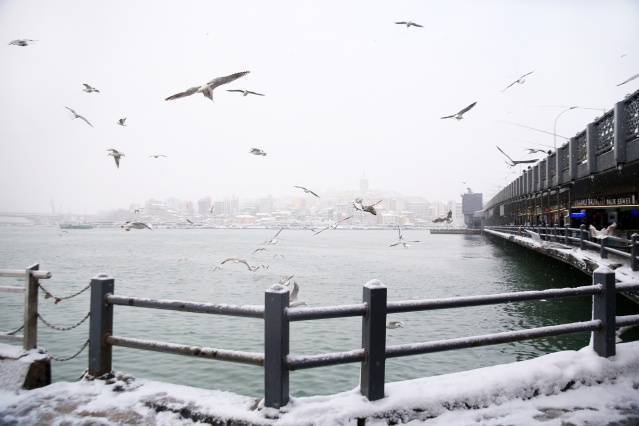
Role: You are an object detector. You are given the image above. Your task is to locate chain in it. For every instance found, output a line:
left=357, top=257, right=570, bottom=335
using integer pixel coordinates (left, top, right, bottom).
left=38, top=312, right=90, bottom=331
left=1, top=324, right=24, bottom=335
left=38, top=282, right=91, bottom=304
left=48, top=339, right=90, bottom=362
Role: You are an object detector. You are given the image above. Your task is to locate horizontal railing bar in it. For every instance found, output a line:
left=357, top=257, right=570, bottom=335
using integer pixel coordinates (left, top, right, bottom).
left=566, top=236, right=580, bottom=242
left=386, top=285, right=601, bottom=313
left=0, top=334, right=23, bottom=342
left=616, top=282, right=639, bottom=292
left=616, top=314, right=639, bottom=327
left=385, top=320, right=601, bottom=358
left=604, top=247, right=631, bottom=258
left=0, top=285, right=25, bottom=294
left=583, top=240, right=600, bottom=248
left=0, top=270, right=51, bottom=279
left=107, top=295, right=264, bottom=318
left=286, top=304, right=367, bottom=321
left=107, top=335, right=264, bottom=366
left=287, top=348, right=365, bottom=370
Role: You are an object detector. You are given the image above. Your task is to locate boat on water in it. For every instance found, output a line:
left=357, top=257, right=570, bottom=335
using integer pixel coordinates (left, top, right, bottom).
left=59, top=223, right=94, bottom=230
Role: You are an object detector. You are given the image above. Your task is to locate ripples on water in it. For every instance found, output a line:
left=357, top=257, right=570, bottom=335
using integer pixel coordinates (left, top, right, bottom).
left=1, top=226, right=632, bottom=397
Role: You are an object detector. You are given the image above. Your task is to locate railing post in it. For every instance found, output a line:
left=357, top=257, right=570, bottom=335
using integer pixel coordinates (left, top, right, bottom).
left=592, top=268, right=616, bottom=357
left=564, top=224, right=569, bottom=244
left=264, top=284, right=290, bottom=408
left=360, top=279, right=387, bottom=401
left=600, top=237, right=608, bottom=259
left=553, top=224, right=558, bottom=242
left=632, top=234, right=639, bottom=272
left=579, top=224, right=586, bottom=250
left=89, top=274, right=114, bottom=377
left=23, top=263, right=39, bottom=350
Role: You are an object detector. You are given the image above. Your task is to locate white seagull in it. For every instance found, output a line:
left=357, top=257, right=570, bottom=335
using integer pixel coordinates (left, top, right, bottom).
left=313, top=215, right=353, bottom=235
left=390, top=225, right=420, bottom=248
left=165, top=71, right=250, bottom=102
left=9, top=39, right=37, bottom=46
left=280, top=278, right=306, bottom=307
left=220, top=257, right=260, bottom=272
left=263, top=228, right=283, bottom=245
left=65, top=106, right=93, bottom=127
left=149, top=154, right=167, bottom=159
left=294, top=186, right=320, bottom=198
left=121, top=221, right=152, bottom=231
left=353, top=199, right=382, bottom=215
left=107, top=148, right=125, bottom=168
left=502, top=71, right=534, bottom=92
left=395, top=21, right=422, bottom=28
left=249, top=148, right=267, bottom=156
left=117, top=117, right=127, bottom=126
left=441, top=102, right=477, bottom=120
left=617, top=73, right=639, bottom=87
left=227, top=89, right=265, bottom=97
left=386, top=320, right=404, bottom=329
left=497, top=146, right=539, bottom=166
left=589, top=223, right=617, bottom=240
left=83, top=83, right=100, bottom=93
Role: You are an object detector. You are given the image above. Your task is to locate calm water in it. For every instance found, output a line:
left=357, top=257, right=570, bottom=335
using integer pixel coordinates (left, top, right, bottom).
left=1, top=226, right=631, bottom=397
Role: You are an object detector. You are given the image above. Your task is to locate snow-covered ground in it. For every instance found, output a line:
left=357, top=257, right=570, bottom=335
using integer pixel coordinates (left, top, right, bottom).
left=1, top=342, right=639, bottom=425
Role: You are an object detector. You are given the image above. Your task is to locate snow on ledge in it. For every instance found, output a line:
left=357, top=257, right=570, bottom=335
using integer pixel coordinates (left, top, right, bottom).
left=2, top=342, right=639, bottom=425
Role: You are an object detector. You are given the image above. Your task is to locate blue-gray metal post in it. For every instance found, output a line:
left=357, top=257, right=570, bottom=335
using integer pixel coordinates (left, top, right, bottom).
left=360, top=280, right=387, bottom=401
left=564, top=224, right=568, bottom=244
left=264, top=284, right=290, bottom=408
left=23, top=264, right=39, bottom=350
left=579, top=224, right=586, bottom=250
left=631, top=234, right=638, bottom=272
left=553, top=224, right=558, bottom=242
left=89, top=274, right=114, bottom=376
left=592, top=268, right=616, bottom=357
left=600, top=237, right=608, bottom=259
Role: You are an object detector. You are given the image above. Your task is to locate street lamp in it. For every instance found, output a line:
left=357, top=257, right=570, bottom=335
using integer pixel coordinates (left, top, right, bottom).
left=553, top=106, right=608, bottom=150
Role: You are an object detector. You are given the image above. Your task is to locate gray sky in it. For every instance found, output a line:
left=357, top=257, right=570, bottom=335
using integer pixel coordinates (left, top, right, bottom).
left=1, top=0, right=638, bottom=213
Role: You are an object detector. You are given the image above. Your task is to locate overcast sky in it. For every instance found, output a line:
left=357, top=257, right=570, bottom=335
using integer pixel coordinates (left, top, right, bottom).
left=1, top=0, right=638, bottom=213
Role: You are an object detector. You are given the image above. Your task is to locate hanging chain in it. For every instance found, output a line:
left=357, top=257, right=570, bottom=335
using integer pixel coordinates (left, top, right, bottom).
left=37, top=312, right=90, bottom=331
left=38, top=282, right=91, bottom=304
left=48, top=339, right=90, bottom=362
left=1, top=324, right=24, bottom=335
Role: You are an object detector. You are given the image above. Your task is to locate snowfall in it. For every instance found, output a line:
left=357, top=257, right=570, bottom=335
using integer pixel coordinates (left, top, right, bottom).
left=1, top=341, right=639, bottom=425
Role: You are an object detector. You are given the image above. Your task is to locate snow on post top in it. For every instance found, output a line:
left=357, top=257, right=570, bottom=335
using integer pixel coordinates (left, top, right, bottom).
left=593, top=265, right=614, bottom=274
left=268, top=283, right=288, bottom=293
left=365, top=279, right=386, bottom=289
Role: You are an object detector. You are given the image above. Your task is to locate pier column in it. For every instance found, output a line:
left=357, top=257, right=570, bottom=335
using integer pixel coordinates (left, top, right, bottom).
left=600, top=237, right=608, bottom=259
left=89, top=274, right=114, bottom=376
left=568, top=136, right=577, bottom=181
left=360, top=280, right=387, bottom=401
left=586, top=123, right=598, bottom=175
left=614, top=101, right=627, bottom=165
left=264, top=284, right=290, bottom=408
left=23, top=264, right=39, bottom=350
left=592, top=268, right=616, bottom=357
left=631, top=234, right=638, bottom=272
left=579, top=224, right=586, bottom=250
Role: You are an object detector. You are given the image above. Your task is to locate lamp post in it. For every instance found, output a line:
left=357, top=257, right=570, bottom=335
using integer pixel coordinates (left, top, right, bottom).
left=553, top=106, right=608, bottom=151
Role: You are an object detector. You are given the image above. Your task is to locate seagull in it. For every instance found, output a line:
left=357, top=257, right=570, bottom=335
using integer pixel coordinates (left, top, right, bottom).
left=589, top=223, right=617, bottom=240
left=226, top=89, right=265, bottom=97
left=432, top=210, right=452, bottom=223
left=209, top=205, right=215, bottom=214
left=117, top=117, right=127, bottom=126
left=107, top=148, right=124, bottom=168
left=165, top=71, right=250, bottom=101
left=441, top=102, right=477, bottom=120
left=278, top=275, right=295, bottom=286
left=263, top=228, right=283, bottom=245
left=294, top=186, right=320, bottom=198
left=395, top=21, right=422, bottom=28
left=525, top=230, right=572, bottom=249
left=121, top=221, right=152, bottom=231
left=353, top=199, right=383, bottom=215
left=390, top=225, right=420, bottom=248
left=496, top=146, right=538, bottom=166
left=253, top=247, right=268, bottom=255
left=386, top=320, right=404, bottom=329
left=9, top=39, right=37, bottom=46
left=82, top=83, right=100, bottom=93
left=313, top=215, right=353, bottom=235
left=134, top=208, right=142, bottom=214
left=186, top=219, right=194, bottom=225
left=502, top=71, right=534, bottom=92
left=281, top=279, right=306, bottom=307
left=65, top=106, right=93, bottom=127
left=149, top=154, right=167, bottom=159
left=525, top=148, right=548, bottom=155
left=249, top=148, right=267, bottom=156
left=220, top=257, right=260, bottom=272
left=617, top=73, right=639, bottom=87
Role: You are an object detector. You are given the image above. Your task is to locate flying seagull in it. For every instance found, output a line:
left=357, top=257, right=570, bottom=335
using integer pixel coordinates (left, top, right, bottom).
left=186, top=219, right=194, bottom=225
left=390, top=225, right=420, bottom=248
left=525, top=230, right=571, bottom=249
left=395, top=21, right=422, bottom=28
left=525, top=148, right=548, bottom=155
left=165, top=71, right=250, bottom=101
left=294, top=186, right=319, bottom=198
left=209, top=205, right=215, bottom=214
left=249, top=148, right=267, bottom=156
left=353, top=198, right=382, bottom=215
left=432, top=210, right=452, bottom=224
left=386, top=320, right=404, bottom=329
left=9, top=39, right=36, bottom=46
left=149, top=154, right=167, bottom=159
left=589, top=223, right=617, bottom=240
left=617, top=73, right=639, bottom=87
left=441, top=102, right=477, bottom=120
left=502, top=71, right=534, bottom=92
left=220, top=257, right=260, bottom=272
left=121, top=221, right=152, bottom=231
left=496, top=146, right=538, bottom=166
left=252, top=247, right=268, bottom=255
left=117, top=117, right=127, bottom=126
left=83, top=83, right=100, bottom=93
left=313, top=215, right=353, bottom=235
left=107, top=148, right=124, bottom=168
left=65, top=106, right=93, bottom=127
left=263, top=228, right=283, bottom=245
left=227, top=89, right=265, bottom=97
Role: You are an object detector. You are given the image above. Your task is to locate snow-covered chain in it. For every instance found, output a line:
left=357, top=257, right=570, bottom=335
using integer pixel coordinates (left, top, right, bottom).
left=48, top=338, right=90, bottom=362
left=38, top=281, right=91, bottom=304
left=37, top=312, right=90, bottom=332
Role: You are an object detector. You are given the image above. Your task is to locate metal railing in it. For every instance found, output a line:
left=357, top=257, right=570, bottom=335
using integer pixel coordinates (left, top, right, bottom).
left=87, top=270, right=639, bottom=409
left=484, top=225, right=639, bottom=271
left=0, top=264, right=52, bottom=350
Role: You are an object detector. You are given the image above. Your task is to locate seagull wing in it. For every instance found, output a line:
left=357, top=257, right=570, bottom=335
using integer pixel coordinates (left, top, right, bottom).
left=293, top=185, right=306, bottom=192
left=410, top=22, right=423, bottom=27
left=226, top=89, right=244, bottom=93
left=165, top=86, right=201, bottom=101
left=113, top=155, right=120, bottom=168
left=221, top=257, right=242, bottom=265
left=272, top=228, right=283, bottom=239
left=395, top=21, right=407, bottom=25
left=606, top=222, right=617, bottom=235
left=512, top=159, right=538, bottom=165
left=289, top=281, right=299, bottom=301
left=457, top=101, right=477, bottom=116
left=337, top=215, right=353, bottom=224
left=616, top=73, right=639, bottom=86
left=520, top=70, right=534, bottom=79
left=496, top=146, right=514, bottom=163
left=502, top=80, right=518, bottom=92
left=313, top=226, right=329, bottom=235
left=390, top=242, right=402, bottom=247
left=207, top=71, right=250, bottom=89
left=397, top=225, right=402, bottom=239
left=247, top=91, right=265, bottom=96
left=78, top=115, right=93, bottom=127
left=308, top=190, right=320, bottom=198
left=82, top=83, right=93, bottom=90
left=65, top=106, right=77, bottom=116
left=440, top=114, right=456, bottom=119
left=370, top=200, right=383, bottom=207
